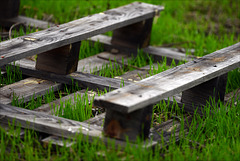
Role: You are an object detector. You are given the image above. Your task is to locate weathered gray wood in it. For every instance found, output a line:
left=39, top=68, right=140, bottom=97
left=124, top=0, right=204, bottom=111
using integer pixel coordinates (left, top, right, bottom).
left=5, top=63, right=132, bottom=91
left=78, top=52, right=130, bottom=73
left=36, top=42, right=81, bottom=74
left=111, top=18, right=153, bottom=49
left=0, top=103, right=161, bottom=149
left=94, top=42, right=240, bottom=113
left=0, top=103, right=101, bottom=140
left=0, top=77, right=62, bottom=105
left=0, top=0, right=20, bottom=19
left=42, top=135, right=76, bottom=148
left=89, top=34, right=193, bottom=64
left=0, top=15, right=55, bottom=29
left=181, top=73, right=228, bottom=109
left=84, top=113, right=106, bottom=127
left=143, top=46, right=194, bottom=64
left=0, top=2, right=163, bottom=66
left=116, top=63, right=159, bottom=82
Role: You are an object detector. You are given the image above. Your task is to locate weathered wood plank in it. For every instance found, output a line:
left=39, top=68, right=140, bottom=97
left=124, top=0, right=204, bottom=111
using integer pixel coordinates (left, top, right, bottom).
left=0, top=2, right=163, bottom=66
left=0, top=77, right=62, bottom=105
left=0, top=15, right=55, bottom=29
left=94, top=42, right=240, bottom=113
left=0, top=103, right=162, bottom=149
left=89, top=34, right=193, bottom=64
left=77, top=52, right=130, bottom=73
left=5, top=63, right=131, bottom=91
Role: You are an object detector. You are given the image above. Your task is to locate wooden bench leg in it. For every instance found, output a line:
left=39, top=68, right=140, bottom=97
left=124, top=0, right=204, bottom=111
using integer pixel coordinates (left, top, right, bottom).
left=36, top=42, right=81, bottom=75
left=103, top=105, right=153, bottom=141
left=111, top=18, right=153, bottom=50
left=181, top=73, right=228, bottom=113
left=0, top=0, right=20, bottom=19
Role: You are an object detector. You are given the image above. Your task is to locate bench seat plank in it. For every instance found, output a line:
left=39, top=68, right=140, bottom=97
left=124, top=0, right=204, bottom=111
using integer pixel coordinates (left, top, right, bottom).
left=0, top=2, right=163, bottom=66
left=94, top=42, right=240, bottom=113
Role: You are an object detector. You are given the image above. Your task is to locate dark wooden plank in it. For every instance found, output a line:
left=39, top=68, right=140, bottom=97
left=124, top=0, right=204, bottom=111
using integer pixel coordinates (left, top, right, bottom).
left=103, top=105, right=153, bottom=141
left=94, top=42, right=240, bottom=113
left=89, top=34, right=193, bottom=64
left=181, top=73, right=228, bottom=109
left=0, top=2, right=163, bottom=66
left=0, top=0, right=20, bottom=19
left=111, top=18, right=153, bottom=49
left=36, top=42, right=81, bottom=74
left=5, top=63, right=132, bottom=91
left=0, top=15, right=55, bottom=29
left=0, top=77, right=62, bottom=105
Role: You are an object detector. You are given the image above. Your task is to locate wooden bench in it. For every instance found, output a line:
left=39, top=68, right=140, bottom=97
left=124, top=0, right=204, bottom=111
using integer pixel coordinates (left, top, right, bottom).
left=0, top=2, right=166, bottom=148
left=0, top=2, right=164, bottom=74
left=94, top=42, right=240, bottom=141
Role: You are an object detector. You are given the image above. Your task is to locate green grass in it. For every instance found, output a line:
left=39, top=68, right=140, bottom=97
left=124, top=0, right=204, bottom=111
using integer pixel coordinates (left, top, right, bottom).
left=0, top=0, right=240, bottom=160
left=0, top=64, right=22, bottom=88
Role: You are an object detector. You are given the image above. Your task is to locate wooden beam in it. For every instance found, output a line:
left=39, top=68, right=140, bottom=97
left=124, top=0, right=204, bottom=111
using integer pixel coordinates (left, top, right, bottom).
left=0, top=103, right=171, bottom=149
left=36, top=42, right=81, bottom=74
left=0, top=0, right=20, bottom=19
left=0, top=2, right=163, bottom=66
left=111, top=18, right=153, bottom=49
left=94, top=42, right=240, bottom=113
left=0, top=77, right=62, bottom=105
left=103, top=105, right=153, bottom=141
left=4, top=62, right=132, bottom=91
left=181, top=73, right=228, bottom=110
left=89, top=34, right=193, bottom=64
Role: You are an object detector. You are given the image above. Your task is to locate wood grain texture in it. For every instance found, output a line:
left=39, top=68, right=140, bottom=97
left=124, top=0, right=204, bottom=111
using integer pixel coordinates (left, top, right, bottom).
left=13, top=65, right=131, bottom=91
left=0, top=103, right=102, bottom=139
left=0, top=103, right=160, bottom=149
left=0, top=2, right=164, bottom=66
left=94, top=42, right=240, bottom=113
left=0, top=77, right=62, bottom=105
left=36, top=42, right=81, bottom=74
left=89, top=34, right=193, bottom=64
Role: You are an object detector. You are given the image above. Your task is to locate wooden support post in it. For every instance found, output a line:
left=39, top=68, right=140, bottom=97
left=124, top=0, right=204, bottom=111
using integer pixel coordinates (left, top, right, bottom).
left=181, top=73, right=228, bottom=112
left=103, top=105, right=153, bottom=141
left=0, top=0, right=20, bottom=19
left=36, top=42, right=81, bottom=75
left=111, top=18, right=153, bottom=50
